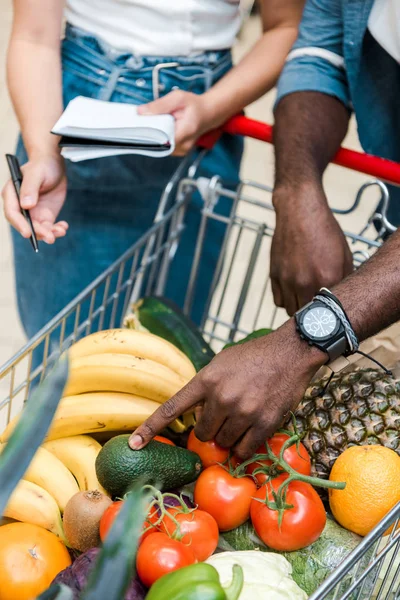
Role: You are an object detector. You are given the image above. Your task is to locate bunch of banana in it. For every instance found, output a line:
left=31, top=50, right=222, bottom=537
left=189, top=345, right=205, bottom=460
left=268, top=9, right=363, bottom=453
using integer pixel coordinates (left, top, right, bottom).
left=1, top=434, right=109, bottom=540
left=3, top=479, right=67, bottom=543
left=1, top=328, right=196, bottom=443
left=42, top=435, right=108, bottom=495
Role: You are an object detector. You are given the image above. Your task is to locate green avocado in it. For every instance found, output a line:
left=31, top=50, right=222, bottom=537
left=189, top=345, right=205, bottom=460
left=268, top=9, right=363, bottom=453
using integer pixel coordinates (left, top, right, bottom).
left=95, top=435, right=202, bottom=497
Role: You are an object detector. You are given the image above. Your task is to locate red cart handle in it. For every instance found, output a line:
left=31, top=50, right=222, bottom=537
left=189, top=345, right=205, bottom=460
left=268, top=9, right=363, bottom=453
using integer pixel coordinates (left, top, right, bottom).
left=198, top=115, right=400, bottom=186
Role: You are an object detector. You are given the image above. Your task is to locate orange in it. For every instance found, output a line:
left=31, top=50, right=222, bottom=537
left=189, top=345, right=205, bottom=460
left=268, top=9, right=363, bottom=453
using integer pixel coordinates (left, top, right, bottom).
left=329, top=445, right=400, bottom=537
left=0, top=522, right=71, bottom=600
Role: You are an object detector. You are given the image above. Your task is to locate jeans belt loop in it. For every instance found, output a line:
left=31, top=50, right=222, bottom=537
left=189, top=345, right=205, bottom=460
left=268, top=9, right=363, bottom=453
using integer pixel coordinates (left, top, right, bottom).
left=152, top=62, right=180, bottom=99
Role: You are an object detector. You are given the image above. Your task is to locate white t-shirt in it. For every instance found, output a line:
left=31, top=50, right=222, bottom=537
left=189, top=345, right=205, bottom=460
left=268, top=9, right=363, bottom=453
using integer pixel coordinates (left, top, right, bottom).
left=64, top=0, right=243, bottom=56
left=369, top=0, right=400, bottom=63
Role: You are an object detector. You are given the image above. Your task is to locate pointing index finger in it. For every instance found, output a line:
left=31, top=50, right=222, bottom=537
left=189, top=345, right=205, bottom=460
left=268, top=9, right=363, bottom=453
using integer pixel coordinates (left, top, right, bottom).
left=129, top=375, right=204, bottom=450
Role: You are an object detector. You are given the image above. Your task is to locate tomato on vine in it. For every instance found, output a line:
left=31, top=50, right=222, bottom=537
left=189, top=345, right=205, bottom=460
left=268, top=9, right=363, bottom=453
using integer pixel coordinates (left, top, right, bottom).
left=136, top=532, right=196, bottom=587
left=246, top=433, right=311, bottom=486
left=187, top=430, right=230, bottom=468
left=194, top=465, right=257, bottom=531
left=250, top=476, right=326, bottom=551
left=154, top=435, right=175, bottom=446
left=161, top=507, right=219, bottom=561
left=99, top=501, right=160, bottom=542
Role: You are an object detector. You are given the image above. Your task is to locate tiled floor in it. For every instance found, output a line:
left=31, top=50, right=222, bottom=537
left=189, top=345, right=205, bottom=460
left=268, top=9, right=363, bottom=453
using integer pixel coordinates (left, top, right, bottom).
left=0, top=2, right=372, bottom=386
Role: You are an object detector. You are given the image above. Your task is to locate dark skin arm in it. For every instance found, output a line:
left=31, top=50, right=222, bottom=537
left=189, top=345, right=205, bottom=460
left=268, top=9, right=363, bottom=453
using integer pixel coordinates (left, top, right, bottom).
left=129, top=228, right=400, bottom=459
left=271, top=91, right=354, bottom=315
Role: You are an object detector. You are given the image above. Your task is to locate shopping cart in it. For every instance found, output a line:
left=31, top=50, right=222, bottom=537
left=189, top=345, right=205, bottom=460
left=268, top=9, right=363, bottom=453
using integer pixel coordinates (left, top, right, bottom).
left=1, top=116, right=400, bottom=600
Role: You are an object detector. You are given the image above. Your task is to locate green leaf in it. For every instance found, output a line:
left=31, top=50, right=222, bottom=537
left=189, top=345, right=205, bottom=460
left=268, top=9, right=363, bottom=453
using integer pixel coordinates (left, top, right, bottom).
left=0, top=355, right=68, bottom=516
left=81, top=478, right=152, bottom=600
left=35, top=584, right=74, bottom=600
left=223, top=329, right=273, bottom=349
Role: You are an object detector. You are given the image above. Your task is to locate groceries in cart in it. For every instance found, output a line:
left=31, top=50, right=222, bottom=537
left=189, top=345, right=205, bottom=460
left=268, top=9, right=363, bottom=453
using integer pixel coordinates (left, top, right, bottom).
left=0, top=296, right=398, bottom=600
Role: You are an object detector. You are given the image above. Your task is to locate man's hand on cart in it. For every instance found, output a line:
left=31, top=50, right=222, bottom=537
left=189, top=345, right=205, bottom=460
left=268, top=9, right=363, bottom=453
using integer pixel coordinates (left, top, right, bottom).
left=130, top=227, right=400, bottom=458
left=271, top=182, right=354, bottom=315
left=129, top=320, right=326, bottom=459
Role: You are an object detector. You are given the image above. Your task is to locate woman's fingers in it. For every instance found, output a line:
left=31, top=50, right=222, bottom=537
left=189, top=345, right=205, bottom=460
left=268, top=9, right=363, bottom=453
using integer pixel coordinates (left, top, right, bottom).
left=2, top=180, right=32, bottom=237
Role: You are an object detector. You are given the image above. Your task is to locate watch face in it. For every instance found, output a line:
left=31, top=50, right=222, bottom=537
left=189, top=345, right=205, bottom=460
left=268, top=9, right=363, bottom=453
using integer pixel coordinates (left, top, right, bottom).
left=302, top=306, right=338, bottom=339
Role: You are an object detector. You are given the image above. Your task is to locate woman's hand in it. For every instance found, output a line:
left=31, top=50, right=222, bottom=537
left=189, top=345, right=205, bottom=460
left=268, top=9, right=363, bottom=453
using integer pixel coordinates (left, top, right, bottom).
left=2, top=153, right=68, bottom=244
left=138, top=91, right=220, bottom=156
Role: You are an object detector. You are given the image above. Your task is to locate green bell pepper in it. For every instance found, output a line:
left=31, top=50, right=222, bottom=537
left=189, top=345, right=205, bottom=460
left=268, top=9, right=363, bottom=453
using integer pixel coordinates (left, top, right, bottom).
left=146, top=562, right=244, bottom=600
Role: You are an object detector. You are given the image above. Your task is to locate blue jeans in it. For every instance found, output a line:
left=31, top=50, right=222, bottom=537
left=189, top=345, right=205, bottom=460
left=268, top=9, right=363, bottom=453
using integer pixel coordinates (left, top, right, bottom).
left=12, top=24, right=243, bottom=344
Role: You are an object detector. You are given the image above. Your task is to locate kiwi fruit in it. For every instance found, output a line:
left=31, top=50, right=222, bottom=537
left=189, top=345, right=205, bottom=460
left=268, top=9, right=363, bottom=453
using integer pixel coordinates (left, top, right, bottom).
left=63, top=490, right=112, bottom=552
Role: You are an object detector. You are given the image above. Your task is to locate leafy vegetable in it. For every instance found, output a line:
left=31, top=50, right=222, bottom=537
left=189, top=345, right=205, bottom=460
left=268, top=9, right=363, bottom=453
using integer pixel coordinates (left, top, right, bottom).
left=52, top=548, right=147, bottom=600
left=207, top=551, right=307, bottom=600
left=220, top=517, right=364, bottom=595
left=0, top=356, right=68, bottom=516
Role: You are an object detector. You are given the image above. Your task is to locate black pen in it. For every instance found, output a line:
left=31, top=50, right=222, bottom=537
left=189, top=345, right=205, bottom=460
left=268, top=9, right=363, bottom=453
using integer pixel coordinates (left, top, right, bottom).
left=6, top=154, right=39, bottom=253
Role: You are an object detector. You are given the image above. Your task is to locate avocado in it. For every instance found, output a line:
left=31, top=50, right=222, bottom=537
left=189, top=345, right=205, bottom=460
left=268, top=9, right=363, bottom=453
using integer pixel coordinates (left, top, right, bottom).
left=95, top=435, right=202, bottom=497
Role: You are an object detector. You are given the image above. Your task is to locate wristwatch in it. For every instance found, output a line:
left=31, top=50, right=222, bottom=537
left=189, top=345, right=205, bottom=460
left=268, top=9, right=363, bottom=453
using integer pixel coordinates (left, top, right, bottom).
left=294, top=299, right=349, bottom=363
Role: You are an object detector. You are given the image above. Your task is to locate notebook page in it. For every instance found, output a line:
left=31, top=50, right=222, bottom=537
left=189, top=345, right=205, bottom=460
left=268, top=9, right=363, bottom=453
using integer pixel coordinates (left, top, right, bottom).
left=52, top=96, right=175, bottom=145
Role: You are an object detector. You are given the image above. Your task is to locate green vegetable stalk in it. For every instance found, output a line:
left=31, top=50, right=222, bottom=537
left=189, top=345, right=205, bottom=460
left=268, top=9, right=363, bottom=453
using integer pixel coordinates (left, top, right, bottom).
left=146, top=563, right=244, bottom=600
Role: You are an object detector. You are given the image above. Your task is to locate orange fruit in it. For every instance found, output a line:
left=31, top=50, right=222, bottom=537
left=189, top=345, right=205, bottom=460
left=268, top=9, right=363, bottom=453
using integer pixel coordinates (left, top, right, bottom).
left=329, top=445, right=400, bottom=537
left=0, top=522, right=71, bottom=600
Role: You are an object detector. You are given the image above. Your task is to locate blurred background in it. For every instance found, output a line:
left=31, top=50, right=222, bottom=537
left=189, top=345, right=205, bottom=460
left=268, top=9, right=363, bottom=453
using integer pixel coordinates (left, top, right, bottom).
left=0, top=0, right=370, bottom=372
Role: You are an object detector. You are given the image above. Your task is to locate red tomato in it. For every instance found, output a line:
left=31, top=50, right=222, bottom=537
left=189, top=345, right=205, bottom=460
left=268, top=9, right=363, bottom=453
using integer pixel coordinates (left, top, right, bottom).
left=246, top=433, right=311, bottom=486
left=250, top=477, right=326, bottom=551
left=154, top=436, right=175, bottom=446
left=99, top=501, right=160, bottom=542
left=187, top=430, right=229, bottom=468
left=161, top=508, right=219, bottom=561
left=194, top=465, right=257, bottom=532
left=136, top=532, right=196, bottom=587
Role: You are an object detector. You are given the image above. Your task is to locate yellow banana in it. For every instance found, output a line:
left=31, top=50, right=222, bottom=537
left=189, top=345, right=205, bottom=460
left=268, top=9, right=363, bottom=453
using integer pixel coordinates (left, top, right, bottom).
left=63, top=353, right=187, bottom=401
left=42, top=435, right=108, bottom=495
left=1, top=392, right=186, bottom=443
left=69, top=329, right=196, bottom=380
left=4, top=479, right=66, bottom=542
left=0, top=444, right=79, bottom=512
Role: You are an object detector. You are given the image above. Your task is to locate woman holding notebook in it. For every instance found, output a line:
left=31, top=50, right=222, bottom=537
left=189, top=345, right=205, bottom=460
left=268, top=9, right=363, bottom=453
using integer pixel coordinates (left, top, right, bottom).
left=3, top=0, right=304, bottom=343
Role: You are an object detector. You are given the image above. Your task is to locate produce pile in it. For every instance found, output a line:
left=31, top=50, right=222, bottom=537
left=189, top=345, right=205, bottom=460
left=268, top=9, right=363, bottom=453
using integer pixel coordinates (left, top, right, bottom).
left=0, top=297, right=399, bottom=600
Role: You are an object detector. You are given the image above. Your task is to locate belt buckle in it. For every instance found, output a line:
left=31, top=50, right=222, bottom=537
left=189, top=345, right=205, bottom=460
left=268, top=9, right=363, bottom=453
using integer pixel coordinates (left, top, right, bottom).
left=152, top=62, right=179, bottom=99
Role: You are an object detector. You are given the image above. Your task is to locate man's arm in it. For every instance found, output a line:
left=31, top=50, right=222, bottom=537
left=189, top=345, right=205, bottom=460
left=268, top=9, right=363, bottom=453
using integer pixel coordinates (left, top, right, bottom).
left=271, top=0, right=354, bottom=315
left=271, top=92, right=353, bottom=315
left=129, top=229, right=400, bottom=458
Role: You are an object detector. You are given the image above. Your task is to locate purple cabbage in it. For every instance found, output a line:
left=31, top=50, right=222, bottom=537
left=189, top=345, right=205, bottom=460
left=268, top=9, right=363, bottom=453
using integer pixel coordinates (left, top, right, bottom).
left=52, top=548, right=147, bottom=600
left=162, top=493, right=195, bottom=512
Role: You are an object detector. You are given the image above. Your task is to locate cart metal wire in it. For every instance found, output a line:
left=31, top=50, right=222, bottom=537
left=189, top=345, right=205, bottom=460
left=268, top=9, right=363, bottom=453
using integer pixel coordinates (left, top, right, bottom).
left=1, top=116, right=400, bottom=600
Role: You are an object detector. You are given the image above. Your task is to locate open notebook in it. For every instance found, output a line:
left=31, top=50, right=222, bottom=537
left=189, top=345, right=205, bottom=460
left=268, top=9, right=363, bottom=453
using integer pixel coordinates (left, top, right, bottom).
left=51, top=96, right=175, bottom=162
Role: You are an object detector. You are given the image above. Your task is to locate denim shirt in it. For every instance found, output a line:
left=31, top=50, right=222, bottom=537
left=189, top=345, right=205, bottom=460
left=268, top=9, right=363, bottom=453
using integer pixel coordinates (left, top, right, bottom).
left=276, top=0, right=400, bottom=169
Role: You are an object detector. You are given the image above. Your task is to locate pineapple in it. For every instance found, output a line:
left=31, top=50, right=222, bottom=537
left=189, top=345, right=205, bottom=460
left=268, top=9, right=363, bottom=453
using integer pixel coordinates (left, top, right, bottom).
left=287, top=369, right=400, bottom=479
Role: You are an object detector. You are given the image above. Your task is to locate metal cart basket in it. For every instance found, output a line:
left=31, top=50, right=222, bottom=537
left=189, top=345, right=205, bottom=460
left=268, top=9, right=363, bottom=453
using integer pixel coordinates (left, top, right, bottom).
left=1, top=116, right=400, bottom=600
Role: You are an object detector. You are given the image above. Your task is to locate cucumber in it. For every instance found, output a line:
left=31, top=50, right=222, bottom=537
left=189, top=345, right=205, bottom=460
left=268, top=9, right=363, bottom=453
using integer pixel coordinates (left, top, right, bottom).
left=223, top=328, right=273, bottom=349
left=125, top=296, right=215, bottom=371
left=95, top=435, right=202, bottom=497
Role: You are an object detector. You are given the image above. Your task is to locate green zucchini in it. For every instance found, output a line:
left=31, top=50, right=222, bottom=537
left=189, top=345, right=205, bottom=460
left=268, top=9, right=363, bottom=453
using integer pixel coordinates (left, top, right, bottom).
left=125, top=296, right=215, bottom=371
left=223, top=328, right=273, bottom=349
